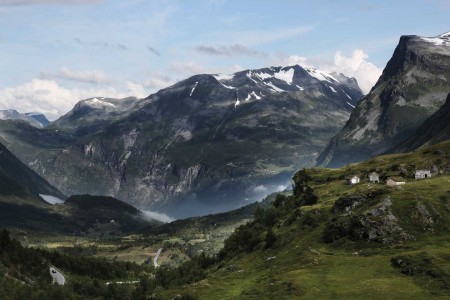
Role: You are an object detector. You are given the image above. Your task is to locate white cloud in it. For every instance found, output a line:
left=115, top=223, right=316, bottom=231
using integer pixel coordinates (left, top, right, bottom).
left=282, top=55, right=312, bottom=67
left=0, top=79, right=130, bottom=120
left=331, top=50, right=382, bottom=93
left=125, top=81, right=148, bottom=99
left=143, top=74, right=174, bottom=90
left=169, top=61, right=211, bottom=76
left=276, top=184, right=288, bottom=192
left=41, top=67, right=113, bottom=84
left=253, top=185, right=268, bottom=194
left=141, top=210, right=175, bottom=223
left=275, top=49, right=382, bottom=94
left=195, top=44, right=266, bottom=57
left=220, top=25, right=314, bottom=47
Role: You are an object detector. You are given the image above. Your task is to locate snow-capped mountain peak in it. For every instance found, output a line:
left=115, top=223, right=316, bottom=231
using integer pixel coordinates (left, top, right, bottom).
left=208, top=65, right=361, bottom=108
left=83, top=97, right=117, bottom=109
left=420, top=31, right=450, bottom=46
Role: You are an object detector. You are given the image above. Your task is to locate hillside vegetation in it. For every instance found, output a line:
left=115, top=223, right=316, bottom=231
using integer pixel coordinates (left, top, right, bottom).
left=2, top=141, right=450, bottom=299
left=158, top=140, right=450, bottom=299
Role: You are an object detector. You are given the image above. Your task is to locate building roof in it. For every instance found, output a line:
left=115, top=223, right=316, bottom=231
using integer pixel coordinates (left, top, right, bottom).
left=388, top=176, right=406, bottom=182
left=369, top=172, right=379, bottom=176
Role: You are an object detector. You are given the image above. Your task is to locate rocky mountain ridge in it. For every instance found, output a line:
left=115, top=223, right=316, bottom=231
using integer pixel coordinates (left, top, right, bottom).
left=0, top=64, right=363, bottom=218
left=317, top=32, right=450, bottom=167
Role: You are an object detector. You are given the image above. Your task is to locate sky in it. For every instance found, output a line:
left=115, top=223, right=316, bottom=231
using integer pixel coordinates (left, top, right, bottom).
left=0, top=0, right=449, bottom=120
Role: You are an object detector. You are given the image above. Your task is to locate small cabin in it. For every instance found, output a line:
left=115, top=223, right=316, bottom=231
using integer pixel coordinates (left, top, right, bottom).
left=386, top=177, right=406, bottom=187
left=415, top=169, right=431, bottom=179
left=368, top=172, right=379, bottom=183
left=49, top=266, right=66, bottom=286
left=345, top=175, right=360, bottom=185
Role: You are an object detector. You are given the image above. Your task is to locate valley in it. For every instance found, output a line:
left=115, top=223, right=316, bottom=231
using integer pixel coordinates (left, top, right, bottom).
left=1, top=3, right=450, bottom=297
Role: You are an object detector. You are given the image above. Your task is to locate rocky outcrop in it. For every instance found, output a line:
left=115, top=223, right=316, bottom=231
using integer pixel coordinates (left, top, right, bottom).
left=324, top=196, right=412, bottom=244
left=332, top=194, right=367, bottom=214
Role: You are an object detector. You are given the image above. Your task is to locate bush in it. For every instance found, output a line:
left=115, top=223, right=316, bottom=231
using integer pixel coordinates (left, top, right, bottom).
left=265, top=228, right=277, bottom=249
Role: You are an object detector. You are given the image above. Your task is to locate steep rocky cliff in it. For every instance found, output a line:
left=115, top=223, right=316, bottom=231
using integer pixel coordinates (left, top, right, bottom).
left=391, top=92, right=450, bottom=152
left=317, top=32, right=450, bottom=167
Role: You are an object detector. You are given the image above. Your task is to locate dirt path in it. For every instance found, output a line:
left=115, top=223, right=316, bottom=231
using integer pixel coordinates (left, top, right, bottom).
left=153, top=248, right=162, bottom=268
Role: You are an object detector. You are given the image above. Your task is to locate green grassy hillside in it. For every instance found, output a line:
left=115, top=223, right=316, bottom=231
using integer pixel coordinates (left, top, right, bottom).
left=157, top=140, right=450, bottom=299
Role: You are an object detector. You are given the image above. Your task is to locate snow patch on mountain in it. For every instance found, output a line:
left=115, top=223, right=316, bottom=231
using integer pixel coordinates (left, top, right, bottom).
left=250, top=91, right=262, bottom=100
left=255, top=72, right=272, bottom=80
left=220, top=82, right=235, bottom=89
left=86, top=98, right=116, bottom=108
left=246, top=71, right=258, bottom=84
left=190, top=82, right=199, bottom=96
left=213, top=73, right=234, bottom=81
left=213, top=74, right=236, bottom=89
left=421, top=32, right=450, bottom=46
left=274, top=67, right=295, bottom=84
left=39, top=194, right=64, bottom=205
left=305, top=67, right=340, bottom=83
left=265, top=82, right=285, bottom=92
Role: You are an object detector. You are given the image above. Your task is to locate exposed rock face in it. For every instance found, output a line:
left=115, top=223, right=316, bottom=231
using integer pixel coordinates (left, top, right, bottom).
left=0, top=142, right=63, bottom=200
left=332, top=194, right=366, bottom=214
left=324, top=196, right=412, bottom=244
left=391, top=93, right=450, bottom=152
left=0, top=65, right=363, bottom=217
left=317, top=32, right=450, bottom=168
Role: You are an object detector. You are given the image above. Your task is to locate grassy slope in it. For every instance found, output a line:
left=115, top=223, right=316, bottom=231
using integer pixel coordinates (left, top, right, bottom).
left=161, top=140, right=450, bottom=299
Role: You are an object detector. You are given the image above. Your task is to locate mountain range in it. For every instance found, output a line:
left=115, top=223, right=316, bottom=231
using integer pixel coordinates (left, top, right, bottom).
left=0, top=65, right=363, bottom=218
left=1, top=31, right=450, bottom=218
left=2, top=30, right=450, bottom=299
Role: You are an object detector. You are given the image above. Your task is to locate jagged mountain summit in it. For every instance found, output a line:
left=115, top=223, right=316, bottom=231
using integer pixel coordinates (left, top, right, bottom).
left=0, top=109, right=49, bottom=128
left=0, top=64, right=363, bottom=218
left=212, top=65, right=361, bottom=108
left=317, top=31, right=450, bottom=168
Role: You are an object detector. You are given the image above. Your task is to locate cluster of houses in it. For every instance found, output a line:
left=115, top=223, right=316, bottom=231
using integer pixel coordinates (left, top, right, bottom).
left=345, top=169, right=433, bottom=187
